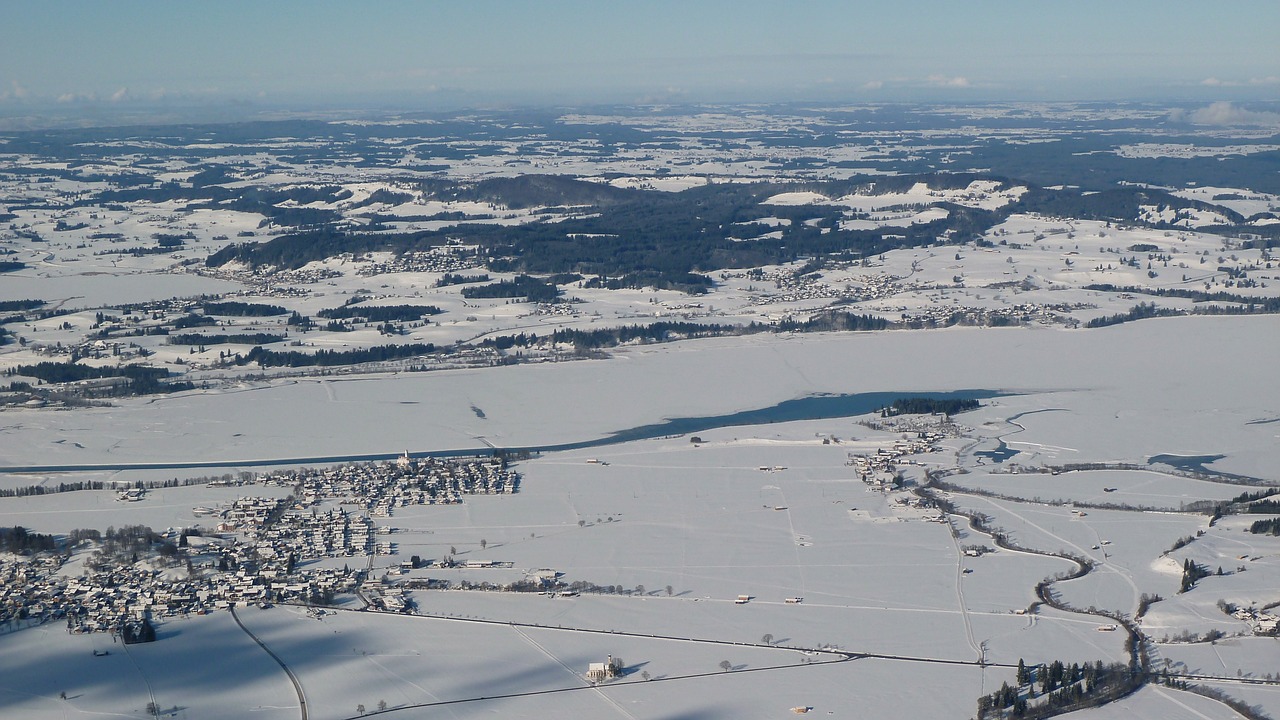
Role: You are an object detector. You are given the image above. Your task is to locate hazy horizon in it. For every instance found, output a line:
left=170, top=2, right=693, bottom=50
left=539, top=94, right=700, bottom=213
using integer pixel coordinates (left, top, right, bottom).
left=3, top=1, right=1278, bottom=128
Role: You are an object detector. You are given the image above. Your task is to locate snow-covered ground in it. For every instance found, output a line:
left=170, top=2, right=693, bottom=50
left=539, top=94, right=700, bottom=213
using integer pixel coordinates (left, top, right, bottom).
left=4, top=107, right=1280, bottom=718
left=2, top=315, right=1277, bottom=717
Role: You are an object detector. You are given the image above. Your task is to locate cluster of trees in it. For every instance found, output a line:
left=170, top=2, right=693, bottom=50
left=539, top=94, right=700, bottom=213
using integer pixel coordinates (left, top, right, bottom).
left=8, top=362, right=187, bottom=395
left=238, top=343, right=436, bottom=368
left=1248, top=518, right=1280, bottom=536
left=1085, top=302, right=1183, bottom=328
left=1230, top=488, right=1280, bottom=505
left=978, top=660, right=1139, bottom=720
left=201, top=301, right=288, bottom=316
left=1180, top=558, right=1212, bottom=593
left=1243, top=498, right=1280, bottom=514
left=1014, top=186, right=1244, bottom=226
left=173, top=314, right=218, bottom=330
left=94, top=181, right=342, bottom=229
left=121, top=617, right=157, bottom=644
left=208, top=226, right=390, bottom=270
left=1085, top=285, right=1280, bottom=314
left=0, top=480, right=107, bottom=498
left=435, top=272, right=489, bottom=287
left=461, top=275, right=562, bottom=302
left=0, top=299, right=44, bottom=312
left=0, top=526, right=58, bottom=554
left=582, top=271, right=714, bottom=294
left=776, top=311, right=889, bottom=333
left=882, top=397, right=981, bottom=416
left=316, top=304, right=442, bottom=322
left=476, top=311, right=900, bottom=356
left=168, top=333, right=285, bottom=346
left=547, top=321, right=744, bottom=350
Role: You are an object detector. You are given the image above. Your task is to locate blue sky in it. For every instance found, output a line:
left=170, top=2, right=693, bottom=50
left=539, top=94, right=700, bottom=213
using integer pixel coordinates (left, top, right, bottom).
left=3, top=1, right=1278, bottom=114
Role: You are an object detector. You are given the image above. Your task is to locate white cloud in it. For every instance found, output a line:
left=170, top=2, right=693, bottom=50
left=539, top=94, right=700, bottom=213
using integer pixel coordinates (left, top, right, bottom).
left=927, top=74, right=970, bottom=88
left=109, top=87, right=129, bottom=102
left=10, top=80, right=29, bottom=99
left=1180, top=101, right=1280, bottom=127
left=1200, top=76, right=1278, bottom=88
left=860, top=80, right=884, bottom=91
left=56, top=91, right=99, bottom=103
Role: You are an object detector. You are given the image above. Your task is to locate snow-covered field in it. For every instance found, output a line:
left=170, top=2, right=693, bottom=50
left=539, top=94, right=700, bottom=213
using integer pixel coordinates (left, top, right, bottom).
left=944, top=469, right=1244, bottom=511
left=4, top=106, right=1280, bottom=718
left=2, top=319, right=1278, bottom=718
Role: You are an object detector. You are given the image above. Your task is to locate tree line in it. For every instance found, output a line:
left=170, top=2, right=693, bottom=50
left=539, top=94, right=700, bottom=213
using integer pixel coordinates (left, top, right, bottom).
left=978, top=660, right=1141, bottom=719
left=238, top=342, right=436, bottom=368
left=0, top=526, right=59, bottom=554
left=168, top=333, right=286, bottom=346
left=316, top=304, right=442, bottom=322
left=883, top=397, right=980, bottom=416
left=202, top=301, right=288, bottom=316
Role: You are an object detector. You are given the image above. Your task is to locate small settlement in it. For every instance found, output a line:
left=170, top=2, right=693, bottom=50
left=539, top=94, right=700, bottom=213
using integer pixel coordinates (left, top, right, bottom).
left=0, top=455, right=518, bottom=637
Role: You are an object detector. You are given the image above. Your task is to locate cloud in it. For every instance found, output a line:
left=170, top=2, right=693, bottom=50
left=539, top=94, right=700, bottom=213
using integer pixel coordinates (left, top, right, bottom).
left=57, top=91, right=99, bottom=103
left=109, top=87, right=130, bottom=102
left=860, top=80, right=884, bottom=91
left=1200, top=76, right=1279, bottom=88
left=10, top=80, right=29, bottom=99
left=926, top=74, right=970, bottom=88
left=1176, top=101, right=1280, bottom=127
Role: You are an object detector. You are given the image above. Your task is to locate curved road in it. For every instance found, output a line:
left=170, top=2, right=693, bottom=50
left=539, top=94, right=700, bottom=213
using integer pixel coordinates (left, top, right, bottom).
left=230, top=604, right=308, bottom=720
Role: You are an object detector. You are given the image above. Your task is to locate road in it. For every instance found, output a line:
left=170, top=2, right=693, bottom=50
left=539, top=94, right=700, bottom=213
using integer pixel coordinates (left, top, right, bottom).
left=230, top=604, right=308, bottom=720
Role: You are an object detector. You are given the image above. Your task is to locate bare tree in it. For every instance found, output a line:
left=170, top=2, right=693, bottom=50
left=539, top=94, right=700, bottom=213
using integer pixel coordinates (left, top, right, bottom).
left=377, top=699, right=387, bottom=712
left=761, top=633, right=774, bottom=645
left=357, top=704, right=365, bottom=715
left=719, top=660, right=731, bottom=672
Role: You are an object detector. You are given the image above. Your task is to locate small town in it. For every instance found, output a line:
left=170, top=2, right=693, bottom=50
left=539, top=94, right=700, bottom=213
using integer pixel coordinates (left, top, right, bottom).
left=0, top=456, right=519, bottom=639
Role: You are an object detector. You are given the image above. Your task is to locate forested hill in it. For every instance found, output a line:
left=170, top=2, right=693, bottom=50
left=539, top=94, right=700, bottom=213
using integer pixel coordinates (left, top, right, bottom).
left=204, top=173, right=1264, bottom=292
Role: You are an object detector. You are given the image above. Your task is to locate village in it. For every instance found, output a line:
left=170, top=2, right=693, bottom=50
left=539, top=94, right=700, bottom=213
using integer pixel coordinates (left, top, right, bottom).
left=0, top=455, right=519, bottom=640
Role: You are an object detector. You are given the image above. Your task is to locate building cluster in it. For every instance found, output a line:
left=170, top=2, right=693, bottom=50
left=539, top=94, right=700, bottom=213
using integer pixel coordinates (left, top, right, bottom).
left=213, top=496, right=287, bottom=533
left=0, top=457, right=518, bottom=636
left=533, top=302, right=581, bottom=316
left=1, top=545, right=360, bottom=636
left=898, top=301, right=1085, bottom=328
left=261, top=507, right=378, bottom=561
left=1230, top=606, right=1280, bottom=635
left=356, top=248, right=480, bottom=277
left=848, top=416, right=967, bottom=487
left=263, top=456, right=518, bottom=516
left=0, top=555, right=66, bottom=627
left=742, top=269, right=902, bottom=306
left=194, top=265, right=338, bottom=295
